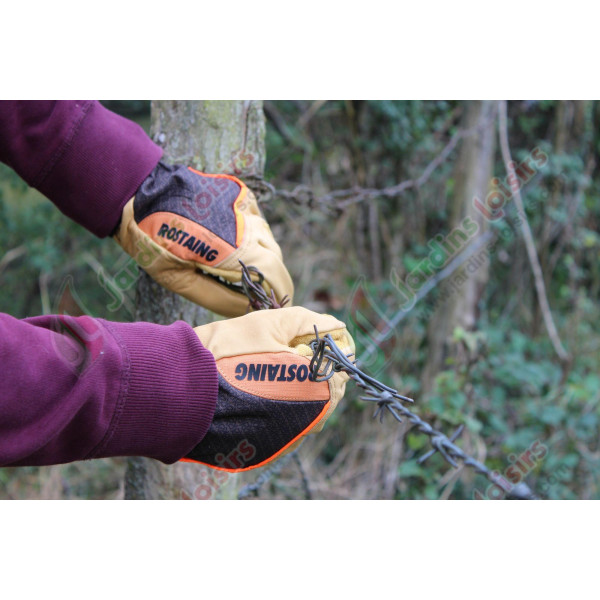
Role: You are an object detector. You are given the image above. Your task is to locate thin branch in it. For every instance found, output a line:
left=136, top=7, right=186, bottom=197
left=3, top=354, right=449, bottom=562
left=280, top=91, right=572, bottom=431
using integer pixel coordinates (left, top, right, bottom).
left=0, top=245, right=27, bottom=277
left=263, top=101, right=298, bottom=147
left=317, top=126, right=466, bottom=208
left=81, top=252, right=136, bottom=316
left=296, top=100, right=328, bottom=130
left=360, top=230, right=495, bottom=365
left=251, top=128, right=465, bottom=211
left=498, top=100, right=569, bottom=364
left=39, top=272, right=51, bottom=315
left=292, top=452, right=312, bottom=500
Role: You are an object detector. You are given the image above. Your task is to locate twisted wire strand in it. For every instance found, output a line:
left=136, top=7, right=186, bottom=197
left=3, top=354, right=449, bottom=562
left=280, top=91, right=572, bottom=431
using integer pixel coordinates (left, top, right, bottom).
left=240, top=260, right=289, bottom=311
left=236, top=265, right=537, bottom=500
left=309, top=332, right=536, bottom=499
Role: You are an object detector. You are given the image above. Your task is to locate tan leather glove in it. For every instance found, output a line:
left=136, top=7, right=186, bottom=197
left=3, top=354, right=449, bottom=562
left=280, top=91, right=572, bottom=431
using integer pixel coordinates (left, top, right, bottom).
left=114, top=162, right=293, bottom=317
left=182, top=307, right=355, bottom=472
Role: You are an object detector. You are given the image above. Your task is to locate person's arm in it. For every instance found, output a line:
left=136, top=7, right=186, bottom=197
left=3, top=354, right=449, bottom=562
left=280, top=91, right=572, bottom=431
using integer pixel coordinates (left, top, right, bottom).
left=0, top=101, right=221, bottom=467
left=0, top=100, right=162, bottom=237
left=0, top=102, right=332, bottom=468
left=0, top=312, right=217, bottom=466
left=0, top=307, right=353, bottom=469
left=0, top=101, right=293, bottom=317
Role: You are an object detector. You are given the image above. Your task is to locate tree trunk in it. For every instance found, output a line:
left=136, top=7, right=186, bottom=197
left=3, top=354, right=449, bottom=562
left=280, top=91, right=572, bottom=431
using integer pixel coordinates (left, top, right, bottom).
left=124, top=101, right=266, bottom=499
left=422, top=101, right=496, bottom=390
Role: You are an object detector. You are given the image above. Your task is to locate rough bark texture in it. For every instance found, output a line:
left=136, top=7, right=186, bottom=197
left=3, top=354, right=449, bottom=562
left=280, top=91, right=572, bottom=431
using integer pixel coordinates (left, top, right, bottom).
left=422, top=101, right=496, bottom=390
left=124, top=101, right=266, bottom=500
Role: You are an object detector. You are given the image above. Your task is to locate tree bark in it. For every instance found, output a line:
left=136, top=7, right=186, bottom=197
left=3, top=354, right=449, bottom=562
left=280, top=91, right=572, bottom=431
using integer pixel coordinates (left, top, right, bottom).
left=422, top=101, right=496, bottom=390
left=124, top=100, right=266, bottom=500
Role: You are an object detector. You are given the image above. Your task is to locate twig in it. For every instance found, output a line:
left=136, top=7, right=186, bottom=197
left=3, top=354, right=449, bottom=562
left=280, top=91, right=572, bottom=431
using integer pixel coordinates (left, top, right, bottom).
left=296, top=100, right=328, bottom=130
left=263, top=101, right=299, bottom=147
left=0, top=245, right=27, bottom=277
left=360, top=230, right=495, bottom=366
left=39, top=272, right=51, bottom=315
left=292, top=452, right=312, bottom=500
left=316, top=126, right=466, bottom=208
left=497, top=100, right=569, bottom=364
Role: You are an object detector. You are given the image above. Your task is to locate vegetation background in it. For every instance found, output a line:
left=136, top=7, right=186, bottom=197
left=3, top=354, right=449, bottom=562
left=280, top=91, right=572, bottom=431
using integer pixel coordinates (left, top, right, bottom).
left=1, top=100, right=598, bottom=500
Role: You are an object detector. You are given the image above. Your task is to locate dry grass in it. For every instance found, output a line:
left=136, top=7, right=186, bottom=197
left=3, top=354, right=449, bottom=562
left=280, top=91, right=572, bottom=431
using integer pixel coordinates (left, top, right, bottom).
left=0, top=459, right=126, bottom=500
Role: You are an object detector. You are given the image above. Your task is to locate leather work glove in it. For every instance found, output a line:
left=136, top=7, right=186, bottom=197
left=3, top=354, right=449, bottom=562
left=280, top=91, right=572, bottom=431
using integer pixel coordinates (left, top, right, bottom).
left=182, top=307, right=355, bottom=472
left=114, top=162, right=294, bottom=317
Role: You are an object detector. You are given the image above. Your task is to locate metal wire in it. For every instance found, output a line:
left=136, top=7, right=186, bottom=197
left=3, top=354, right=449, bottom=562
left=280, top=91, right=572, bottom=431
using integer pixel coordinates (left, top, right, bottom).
left=236, top=264, right=537, bottom=500
left=308, top=330, right=536, bottom=499
left=240, top=260, right=289, bottom=311
left=309, top=327, right=414, bottom=406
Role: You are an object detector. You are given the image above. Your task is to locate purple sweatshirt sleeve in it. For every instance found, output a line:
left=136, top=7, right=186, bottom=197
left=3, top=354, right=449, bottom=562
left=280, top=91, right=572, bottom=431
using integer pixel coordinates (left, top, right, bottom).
left=0, top=101, right=219, bottom=466
left=0, top=100, right=163, bottom=237
left=0, top=312, right=218, bottom=466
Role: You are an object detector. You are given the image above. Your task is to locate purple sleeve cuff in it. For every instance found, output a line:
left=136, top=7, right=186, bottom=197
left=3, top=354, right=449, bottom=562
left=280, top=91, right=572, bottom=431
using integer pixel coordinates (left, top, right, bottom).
left=0, top=313, right=217, bottom=467
left=0, top=101, right=163, bottom=237
left=96, top=320, right=218, bottom=463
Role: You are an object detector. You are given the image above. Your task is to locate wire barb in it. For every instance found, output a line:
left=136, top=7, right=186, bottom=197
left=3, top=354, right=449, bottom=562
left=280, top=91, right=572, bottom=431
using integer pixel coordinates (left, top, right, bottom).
left=239, top=260, right=289, bottom=311
left=308, top=329, right=414, bottom=405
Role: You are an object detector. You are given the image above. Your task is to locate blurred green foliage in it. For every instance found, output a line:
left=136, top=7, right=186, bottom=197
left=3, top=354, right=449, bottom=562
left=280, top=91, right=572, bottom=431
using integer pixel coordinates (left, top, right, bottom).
left=1, top=101, right=599, bottom=499
left=263, top=100, right=600, bottom=500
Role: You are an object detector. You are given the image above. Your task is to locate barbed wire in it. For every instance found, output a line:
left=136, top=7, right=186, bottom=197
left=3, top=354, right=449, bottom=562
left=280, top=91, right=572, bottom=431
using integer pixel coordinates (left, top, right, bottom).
left=240, top=262, right=290, bottom=311
left=309, top=329, right=536, bottom=499
left=235, top=105, right=539, bottom=499
left=244, top=113, right=496, bottom=213
left=236, top=255, right=538, bottom=500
